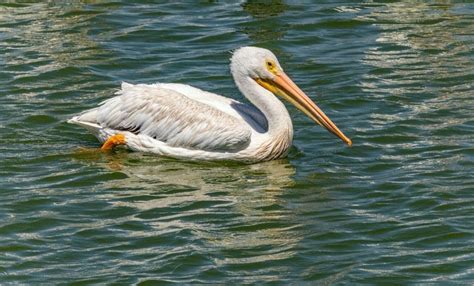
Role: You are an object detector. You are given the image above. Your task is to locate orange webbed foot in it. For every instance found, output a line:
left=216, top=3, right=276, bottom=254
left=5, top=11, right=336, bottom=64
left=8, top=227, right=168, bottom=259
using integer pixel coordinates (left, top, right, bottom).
left=101, top=134, right=126, bottom=151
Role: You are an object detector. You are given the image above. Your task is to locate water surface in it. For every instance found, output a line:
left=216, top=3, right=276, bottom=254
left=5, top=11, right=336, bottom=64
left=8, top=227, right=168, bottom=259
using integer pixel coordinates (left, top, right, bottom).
left=1, top=1, right=473, bottom=284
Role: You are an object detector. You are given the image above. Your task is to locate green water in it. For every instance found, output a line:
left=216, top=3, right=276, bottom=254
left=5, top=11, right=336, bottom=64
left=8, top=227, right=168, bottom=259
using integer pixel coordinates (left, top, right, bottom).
left=1, top=1, right=473, bottom=284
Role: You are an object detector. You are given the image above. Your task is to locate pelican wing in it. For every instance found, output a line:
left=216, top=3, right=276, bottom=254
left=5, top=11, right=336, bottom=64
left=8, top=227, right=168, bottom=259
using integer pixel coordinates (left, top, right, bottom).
left=88, top=83, right=252, bottom=152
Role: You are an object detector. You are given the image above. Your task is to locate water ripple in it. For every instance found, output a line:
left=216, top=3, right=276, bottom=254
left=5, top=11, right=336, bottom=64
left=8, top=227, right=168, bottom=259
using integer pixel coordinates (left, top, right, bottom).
left=0, top=1, right=473, bottom=284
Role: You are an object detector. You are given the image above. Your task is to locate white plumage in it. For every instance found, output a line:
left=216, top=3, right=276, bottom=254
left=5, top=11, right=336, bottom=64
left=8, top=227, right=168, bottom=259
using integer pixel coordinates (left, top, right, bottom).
left=69, top=47, right=351, bottom=163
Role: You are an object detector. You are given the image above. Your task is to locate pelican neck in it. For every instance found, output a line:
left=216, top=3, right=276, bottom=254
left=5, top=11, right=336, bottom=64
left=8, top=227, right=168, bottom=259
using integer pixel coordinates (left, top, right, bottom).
left=233, top=75, right=293, bottom=136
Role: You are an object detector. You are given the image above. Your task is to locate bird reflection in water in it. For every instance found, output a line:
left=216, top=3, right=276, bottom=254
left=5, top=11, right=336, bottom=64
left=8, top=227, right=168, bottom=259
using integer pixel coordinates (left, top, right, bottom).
left=72, top=149, right=302, bottom=273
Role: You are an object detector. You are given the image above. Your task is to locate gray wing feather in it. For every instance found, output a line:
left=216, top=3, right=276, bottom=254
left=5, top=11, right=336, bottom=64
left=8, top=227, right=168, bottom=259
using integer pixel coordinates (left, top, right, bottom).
left=95, top=85, right=252, bottom=152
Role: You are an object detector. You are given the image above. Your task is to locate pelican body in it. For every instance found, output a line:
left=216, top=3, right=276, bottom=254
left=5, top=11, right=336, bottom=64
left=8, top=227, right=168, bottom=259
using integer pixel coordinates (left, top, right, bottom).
left=69, top=47, right=351, bottom=163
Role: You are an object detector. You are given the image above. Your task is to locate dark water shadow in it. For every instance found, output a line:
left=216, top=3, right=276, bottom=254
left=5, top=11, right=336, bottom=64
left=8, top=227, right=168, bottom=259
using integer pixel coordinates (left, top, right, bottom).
left=240, top=0, right=289, bottom=45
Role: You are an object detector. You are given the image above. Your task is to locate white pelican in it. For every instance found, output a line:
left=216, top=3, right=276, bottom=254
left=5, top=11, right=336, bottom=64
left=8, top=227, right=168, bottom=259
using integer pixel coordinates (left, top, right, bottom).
left=69, top=47, right=351, bottom=163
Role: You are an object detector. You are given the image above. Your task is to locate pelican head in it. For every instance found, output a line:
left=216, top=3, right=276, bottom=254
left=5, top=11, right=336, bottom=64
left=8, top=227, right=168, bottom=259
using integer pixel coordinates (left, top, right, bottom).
left=230, top=46, right=352, bottom=146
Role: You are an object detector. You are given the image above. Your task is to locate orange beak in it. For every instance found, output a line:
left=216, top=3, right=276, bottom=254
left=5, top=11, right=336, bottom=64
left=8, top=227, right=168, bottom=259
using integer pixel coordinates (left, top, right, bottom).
left=256, top=72, right=352, bottom=146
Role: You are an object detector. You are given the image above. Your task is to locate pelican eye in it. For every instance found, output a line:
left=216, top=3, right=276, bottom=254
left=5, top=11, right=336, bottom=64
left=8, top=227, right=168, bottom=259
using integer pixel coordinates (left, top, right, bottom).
left=265, top=60, right=278, bottom=74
